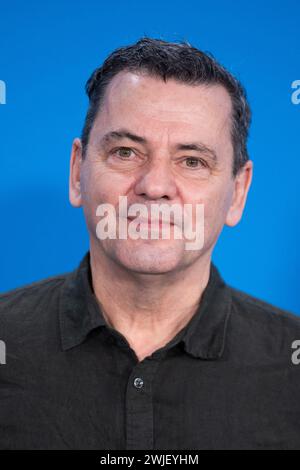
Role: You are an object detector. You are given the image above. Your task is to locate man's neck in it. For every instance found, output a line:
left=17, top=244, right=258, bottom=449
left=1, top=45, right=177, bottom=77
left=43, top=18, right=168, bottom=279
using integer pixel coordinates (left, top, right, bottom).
left=89, top=247, right=211, bottom=362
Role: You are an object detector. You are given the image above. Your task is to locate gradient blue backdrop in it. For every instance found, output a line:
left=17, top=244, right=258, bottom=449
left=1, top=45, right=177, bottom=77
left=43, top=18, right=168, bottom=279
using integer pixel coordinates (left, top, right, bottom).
left=0, top=0, right=299, bottom=314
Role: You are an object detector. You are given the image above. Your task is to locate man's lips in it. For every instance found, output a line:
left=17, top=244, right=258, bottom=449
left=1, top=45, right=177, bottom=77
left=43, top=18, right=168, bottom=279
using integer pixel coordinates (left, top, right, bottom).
left=126, top=216, right=175, bottom=226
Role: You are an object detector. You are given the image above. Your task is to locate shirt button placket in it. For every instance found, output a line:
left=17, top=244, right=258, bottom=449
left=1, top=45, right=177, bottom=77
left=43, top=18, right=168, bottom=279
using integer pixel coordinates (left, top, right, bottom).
left=125, top=359, right=161, bottom=450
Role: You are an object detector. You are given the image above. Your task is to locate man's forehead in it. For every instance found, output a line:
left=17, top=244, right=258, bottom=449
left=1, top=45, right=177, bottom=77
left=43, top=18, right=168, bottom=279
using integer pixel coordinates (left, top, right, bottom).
left=104, top=70, right=233, bottom=116
left=93, top=72, right=233, bottom=154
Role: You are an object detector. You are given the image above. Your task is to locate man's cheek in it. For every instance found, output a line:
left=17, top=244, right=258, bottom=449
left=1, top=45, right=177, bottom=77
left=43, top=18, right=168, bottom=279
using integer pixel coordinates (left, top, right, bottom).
left=202, top=202, right=223, bottom=238
left=82, top=204, right=98, bottom=237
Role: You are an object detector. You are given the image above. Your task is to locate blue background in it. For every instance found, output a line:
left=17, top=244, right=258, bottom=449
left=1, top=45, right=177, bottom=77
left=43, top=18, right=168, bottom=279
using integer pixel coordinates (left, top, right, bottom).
left=0, top=0, right=299, bottom=314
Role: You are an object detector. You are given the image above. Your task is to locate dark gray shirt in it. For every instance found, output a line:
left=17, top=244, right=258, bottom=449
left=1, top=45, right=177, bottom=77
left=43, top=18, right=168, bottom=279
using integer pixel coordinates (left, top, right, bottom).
left=0, top=252, right=300, bottom=450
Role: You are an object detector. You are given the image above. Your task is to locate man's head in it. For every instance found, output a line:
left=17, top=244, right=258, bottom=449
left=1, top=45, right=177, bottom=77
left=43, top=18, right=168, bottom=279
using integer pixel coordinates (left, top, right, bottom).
left=69, top=37, right=253, bottom=274
left=81, top=38, right=251, bottom=177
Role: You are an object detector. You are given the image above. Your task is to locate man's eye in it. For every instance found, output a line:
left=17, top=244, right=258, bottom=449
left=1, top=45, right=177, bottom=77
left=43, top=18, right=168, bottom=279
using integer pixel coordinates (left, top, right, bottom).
left=113, top=147, right=135, bottom=159
left=184, top=157, right=207, bottom=168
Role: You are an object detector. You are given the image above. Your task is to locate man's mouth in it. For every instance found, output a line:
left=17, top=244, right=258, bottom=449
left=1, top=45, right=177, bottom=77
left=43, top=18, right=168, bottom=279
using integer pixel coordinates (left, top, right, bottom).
left=127, top=215, right=175, bottom=227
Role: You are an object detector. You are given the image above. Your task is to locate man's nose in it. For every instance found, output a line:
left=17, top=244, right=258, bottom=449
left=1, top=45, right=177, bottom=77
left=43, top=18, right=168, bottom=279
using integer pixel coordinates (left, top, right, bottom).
left=133, top=158, right=177, bottom=200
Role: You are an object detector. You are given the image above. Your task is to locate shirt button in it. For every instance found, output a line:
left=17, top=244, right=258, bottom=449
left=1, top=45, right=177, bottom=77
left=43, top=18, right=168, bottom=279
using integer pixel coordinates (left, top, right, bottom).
left=133, top=377, right=144, bottom=389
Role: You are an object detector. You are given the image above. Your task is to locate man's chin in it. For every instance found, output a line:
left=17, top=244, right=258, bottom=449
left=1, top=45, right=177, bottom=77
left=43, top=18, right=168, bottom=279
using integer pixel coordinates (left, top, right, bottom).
left=109, top=240, right=185, bottom=274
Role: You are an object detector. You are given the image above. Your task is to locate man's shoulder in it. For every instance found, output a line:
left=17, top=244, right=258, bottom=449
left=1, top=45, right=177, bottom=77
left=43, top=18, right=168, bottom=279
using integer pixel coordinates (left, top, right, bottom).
left=0, top=271, right=76, bottom=375
left=220, top=282, right=300, bottom=366
left=0, top=272, right=70, bottom=321
left=228, top=283, right=300, bottom=334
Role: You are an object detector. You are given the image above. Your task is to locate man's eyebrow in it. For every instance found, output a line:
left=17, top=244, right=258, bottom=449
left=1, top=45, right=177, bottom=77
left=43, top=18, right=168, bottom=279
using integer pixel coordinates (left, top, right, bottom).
left=101, top=129, right=147, bottom=146
left=100, top=128, right=218, bottom=162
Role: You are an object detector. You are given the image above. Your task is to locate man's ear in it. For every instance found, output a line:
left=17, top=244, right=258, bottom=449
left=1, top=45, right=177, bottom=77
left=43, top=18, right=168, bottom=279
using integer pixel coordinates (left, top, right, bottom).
left=69, top=138, right=83, bottom=208
left=225, top=160, right=253, bottom=227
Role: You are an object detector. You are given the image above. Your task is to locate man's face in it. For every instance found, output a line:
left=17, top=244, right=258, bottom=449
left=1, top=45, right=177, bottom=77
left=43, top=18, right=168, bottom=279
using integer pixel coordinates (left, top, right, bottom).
left=70, top=71, right=252, bottom=274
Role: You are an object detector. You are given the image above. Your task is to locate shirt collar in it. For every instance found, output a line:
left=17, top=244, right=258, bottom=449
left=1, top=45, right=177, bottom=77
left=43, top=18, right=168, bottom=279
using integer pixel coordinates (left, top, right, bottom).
left=59, top=251, right=232, bottom=360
